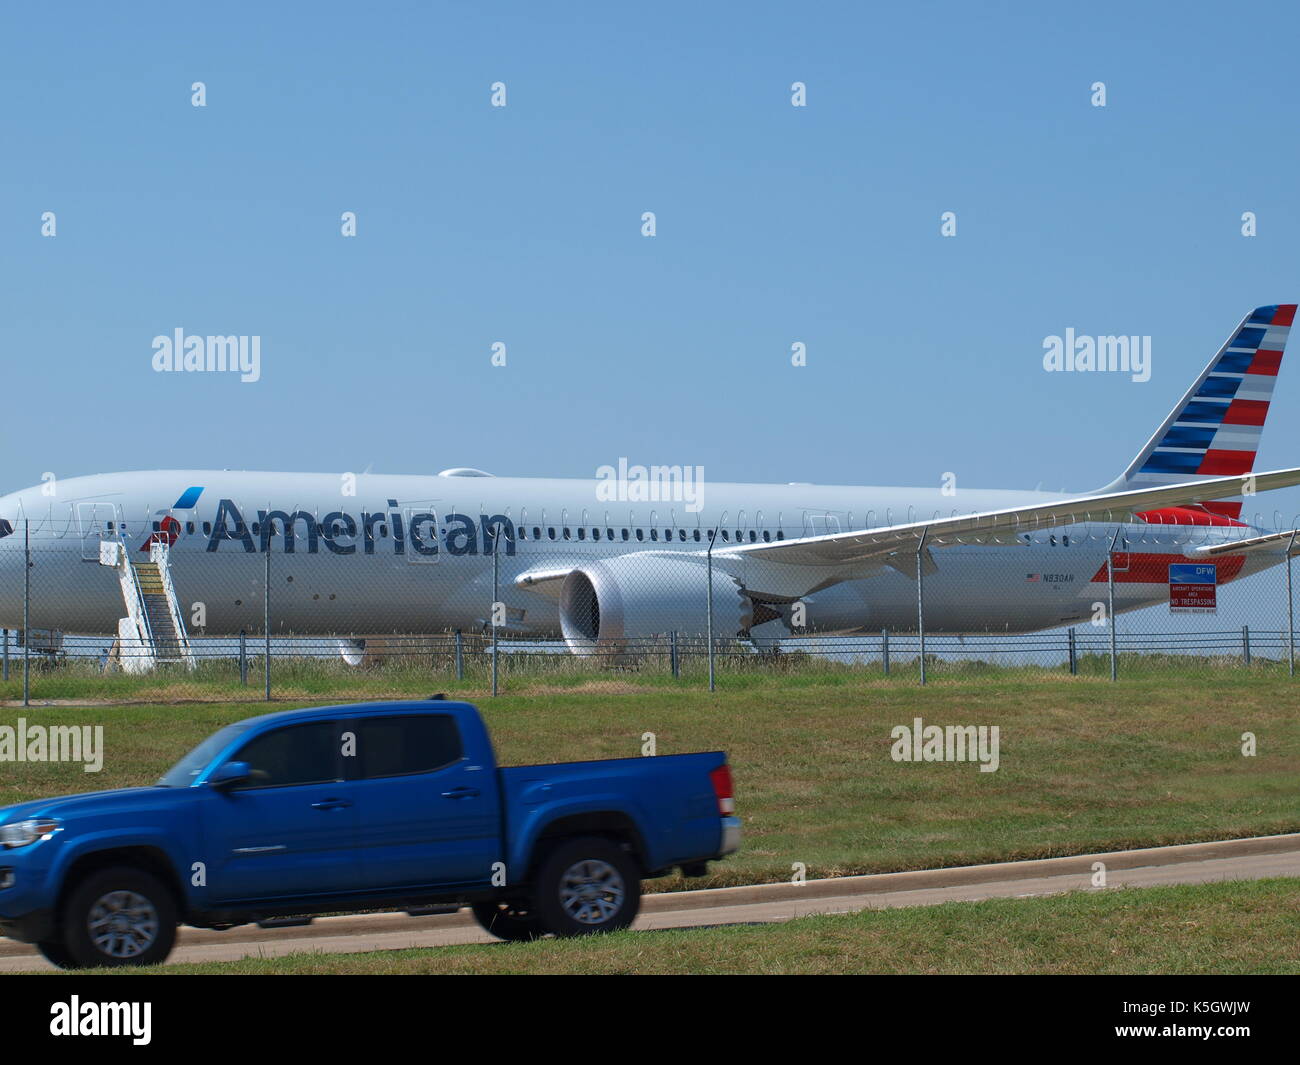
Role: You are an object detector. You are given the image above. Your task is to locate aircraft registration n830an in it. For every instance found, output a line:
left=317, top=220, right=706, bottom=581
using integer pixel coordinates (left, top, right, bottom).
left=2, top=304, right=1300, bottom=654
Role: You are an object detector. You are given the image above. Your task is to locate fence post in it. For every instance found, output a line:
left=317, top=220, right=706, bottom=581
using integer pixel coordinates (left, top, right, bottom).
left=1068, top=626, right=1077, bottom=675
left=1107, top=526, right=1120, bottom=682
left=2, top=628, right=7, bottom=682
left=706, top=516, right=724, bottom=693
left=491, top=523, right=500, bottom=698
left=706, top=546, right=715, bottom=692
left=881, top=628, right=890, bottom=676
left=263, top=539, right=271, bottom=701
left=916, top=529, right=929, bottom=686
left=23, top=520, right=30, bottom=707
left=1242, top=625, right=1251, bottom=667
left=670, top=630, right=679, bottom=678
left=1288, top=532, right=1297, bottom=678
left=455, top=629, right=464, bottom=681
left=239, top=630, right=248, bottom=685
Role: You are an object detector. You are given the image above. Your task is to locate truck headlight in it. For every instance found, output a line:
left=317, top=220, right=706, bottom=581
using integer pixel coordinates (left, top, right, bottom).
left=0, top=819, right=61, bottom=848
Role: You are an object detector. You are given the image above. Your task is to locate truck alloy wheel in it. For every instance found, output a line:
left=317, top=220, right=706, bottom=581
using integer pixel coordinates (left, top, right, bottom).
left=558, top=859, right=625, bottom=924
left=535, top=837, right=641, bottom=936
left=87, top=890, right=160, bottom=958
left=59, top=867, right=178, bottom=968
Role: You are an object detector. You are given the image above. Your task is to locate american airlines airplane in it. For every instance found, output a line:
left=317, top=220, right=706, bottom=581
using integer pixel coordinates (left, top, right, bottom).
left=2, top=304, right=1300, bottom=656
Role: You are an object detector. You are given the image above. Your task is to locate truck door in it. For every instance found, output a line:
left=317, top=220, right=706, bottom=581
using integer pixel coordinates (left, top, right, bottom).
left=202, top=719, right=360, bottom=902
left=347, top=713, right=501, bottom=890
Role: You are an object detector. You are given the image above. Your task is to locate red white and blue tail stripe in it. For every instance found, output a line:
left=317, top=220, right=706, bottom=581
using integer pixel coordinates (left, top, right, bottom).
left=1112, top=304, right=1293, bottom=521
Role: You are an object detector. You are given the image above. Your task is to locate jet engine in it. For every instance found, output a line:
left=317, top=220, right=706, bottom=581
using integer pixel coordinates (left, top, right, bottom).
left=558, top=552, right=751, bottom=656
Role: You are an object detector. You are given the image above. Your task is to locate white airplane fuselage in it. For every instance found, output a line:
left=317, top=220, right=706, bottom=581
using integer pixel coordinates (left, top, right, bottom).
left=0, top=469, right=1273, bottom=643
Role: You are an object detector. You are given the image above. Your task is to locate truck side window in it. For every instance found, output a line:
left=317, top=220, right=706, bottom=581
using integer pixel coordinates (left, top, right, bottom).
left=353, top=715, right=463, bottom=779
left=231, top=722, right=341, bottom=789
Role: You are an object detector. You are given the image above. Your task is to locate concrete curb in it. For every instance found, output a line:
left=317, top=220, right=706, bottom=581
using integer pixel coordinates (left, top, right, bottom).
left=640, top=831, right=1300, bottom=912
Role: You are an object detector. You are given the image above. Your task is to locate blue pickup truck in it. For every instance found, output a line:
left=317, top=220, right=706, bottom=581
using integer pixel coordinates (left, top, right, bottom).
left=0, top=698, right=740, bottom=968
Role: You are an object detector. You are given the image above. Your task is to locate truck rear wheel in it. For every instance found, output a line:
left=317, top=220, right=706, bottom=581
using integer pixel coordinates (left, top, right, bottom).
left=471, top=899, right=544, bottom=942
left=58, top=866, right=178, bottom=968
left=534, top=837, right=641, bottom=937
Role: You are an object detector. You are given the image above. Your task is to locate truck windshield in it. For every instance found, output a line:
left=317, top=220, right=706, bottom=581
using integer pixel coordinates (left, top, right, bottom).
left=156, top=721, right=257, bottom=787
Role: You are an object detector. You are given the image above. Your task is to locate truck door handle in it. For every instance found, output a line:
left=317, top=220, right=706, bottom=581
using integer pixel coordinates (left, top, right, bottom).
left=311, top=798, right=352, bottom=810
left=441, top=786, right=480, bottom=799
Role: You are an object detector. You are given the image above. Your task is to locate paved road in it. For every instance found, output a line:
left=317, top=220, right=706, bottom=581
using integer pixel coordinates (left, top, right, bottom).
left=3, top=833, right=1297, bottom=971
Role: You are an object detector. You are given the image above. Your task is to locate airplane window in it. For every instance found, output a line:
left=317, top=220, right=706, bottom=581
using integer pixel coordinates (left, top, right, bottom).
left=763, top=531, right=771, bottom=542
left=251, top=522, right=261, bottom=535
left=777, top=531, right=784, bottom=540
left=563, top=528, right=571, bottom=540
left=621, top=529, right=629, bottom=541
left=649, top=529, right=657, bottom=541
left=186, top=522, right=195, bottom=534
left=533, top=527, right=541, bottom=540
left=1050, top=535, right=1057, bottom=546
left=518, top=527, right=526, bottom=541
left=203, top=522, right=211, bottom=535
left=679, top=529, right=687, bottom=541
left=1064, top=535, right=1070, bottom=546
left=548, top=528, right=555, bottom=540
left=379, top=525, right=388, bottom=537
left=592, top=528, right=601, bottom=540
left=694, top=530, right=701, bottom=541
left=152, top=522, right=161, bottom=532
left=636, top=529, right=644, bottom=541
left=606, top=528, right=614, bottom=540
left=107, top=522, right=115, bottom=531
left=749, top=531, right=757, bottom=542
left=577, top=528, right=586, bottom=540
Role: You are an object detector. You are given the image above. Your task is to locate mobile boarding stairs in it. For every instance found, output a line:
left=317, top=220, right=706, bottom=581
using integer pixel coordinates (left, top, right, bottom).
left=97, top=537, right=196, bottom=674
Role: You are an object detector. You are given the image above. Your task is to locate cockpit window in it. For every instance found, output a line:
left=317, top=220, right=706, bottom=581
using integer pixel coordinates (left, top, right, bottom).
left=0, top=519, right=12, bottom=539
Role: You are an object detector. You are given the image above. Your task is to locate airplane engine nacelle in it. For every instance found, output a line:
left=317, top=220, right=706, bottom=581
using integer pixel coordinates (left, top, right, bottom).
left=558, top=552, right=750, bottom=656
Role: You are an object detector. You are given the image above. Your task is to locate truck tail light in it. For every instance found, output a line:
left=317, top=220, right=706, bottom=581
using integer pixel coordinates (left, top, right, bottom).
left=709, top=764, right=734, bottom=816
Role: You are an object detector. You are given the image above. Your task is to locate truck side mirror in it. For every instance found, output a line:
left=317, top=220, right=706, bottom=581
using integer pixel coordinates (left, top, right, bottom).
left=209, top=760, right=251, bottom=789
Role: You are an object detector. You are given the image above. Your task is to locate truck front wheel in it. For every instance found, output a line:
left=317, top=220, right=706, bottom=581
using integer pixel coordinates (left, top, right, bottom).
left=534, top=837, right=641, bottom=937
left=57, top=866, right=178, bottom=969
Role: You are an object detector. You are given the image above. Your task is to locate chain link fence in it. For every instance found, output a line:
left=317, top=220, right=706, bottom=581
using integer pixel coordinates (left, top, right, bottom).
left=1, top=514, right=1297, bottom=702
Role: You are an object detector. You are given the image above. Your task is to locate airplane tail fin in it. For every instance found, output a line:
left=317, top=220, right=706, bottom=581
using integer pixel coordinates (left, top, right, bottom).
left=1100, top=303, right=1295, bottom=521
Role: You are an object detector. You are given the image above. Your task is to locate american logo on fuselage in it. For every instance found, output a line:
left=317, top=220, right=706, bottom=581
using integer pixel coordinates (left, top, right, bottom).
left=205, top=499, right=515, bottom=556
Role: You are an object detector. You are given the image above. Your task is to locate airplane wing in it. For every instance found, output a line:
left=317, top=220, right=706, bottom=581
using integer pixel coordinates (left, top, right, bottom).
left=721, top=467, right=1300, bottom=568
left=1187, top=527, right=1300, bottom=559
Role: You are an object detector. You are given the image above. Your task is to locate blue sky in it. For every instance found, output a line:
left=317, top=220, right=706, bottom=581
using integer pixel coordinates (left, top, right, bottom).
left=3, top=0, right=1300, bottom=529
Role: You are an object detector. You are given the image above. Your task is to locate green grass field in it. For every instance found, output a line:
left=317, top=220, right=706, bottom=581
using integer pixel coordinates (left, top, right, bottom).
left=76, top=879, right=1300, bottom=975
left=2, top=670, right=1296, bottom=888
left=0, top=646, right=1288, bottom=705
